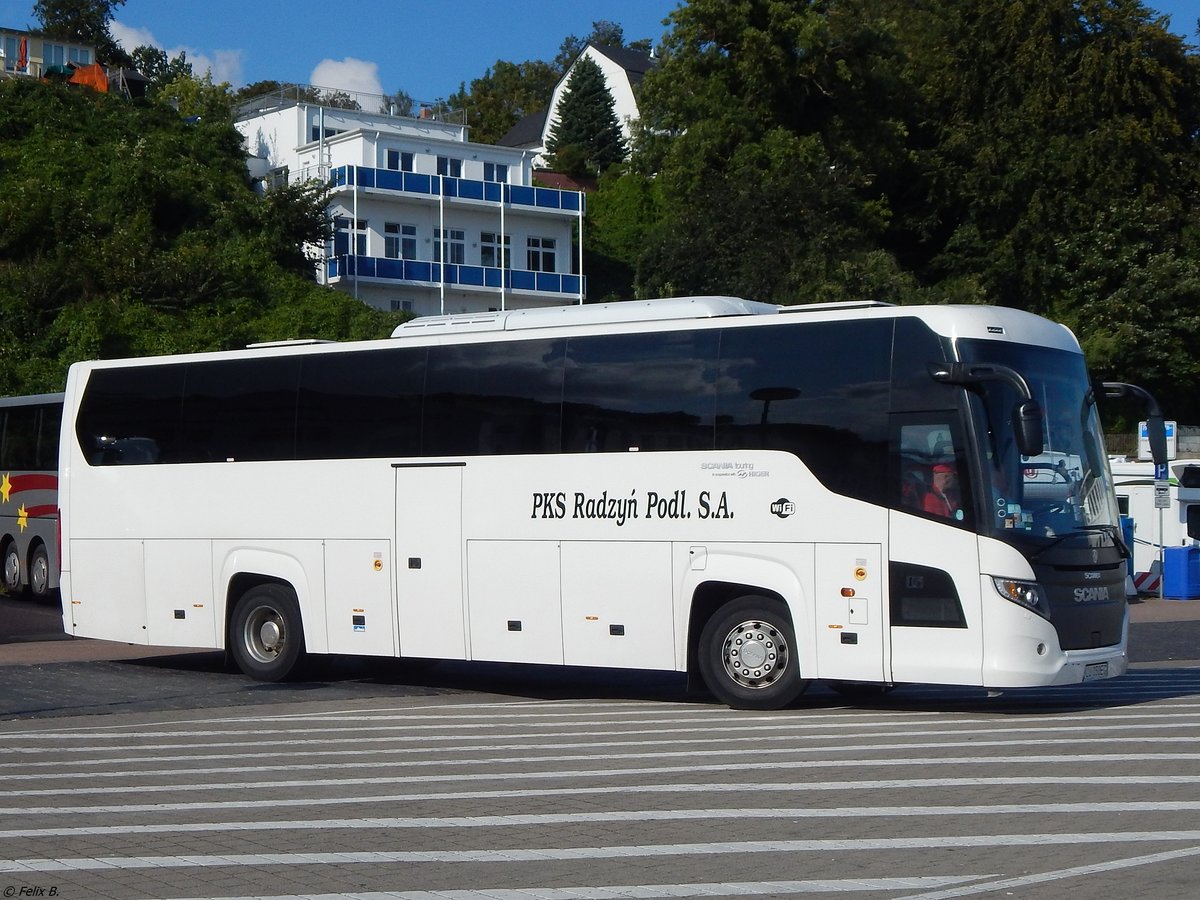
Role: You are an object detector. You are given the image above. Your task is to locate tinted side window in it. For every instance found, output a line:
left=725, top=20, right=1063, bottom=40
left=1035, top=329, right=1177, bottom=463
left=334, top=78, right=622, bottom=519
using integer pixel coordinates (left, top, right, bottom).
left=563, top=330, right=718, bottom=452
left=38, top=403, right=61, bottom=469
left=297, top=348, right=425, bottom=459
left=716, top=320, right=891, bottom=504
left=176, top=358, right=301, bottom=462
left=1, top=406, right=38, bottom=469
left=77, top=364, right=187, bottom=465
left=424, top=339, right=565, bottom=456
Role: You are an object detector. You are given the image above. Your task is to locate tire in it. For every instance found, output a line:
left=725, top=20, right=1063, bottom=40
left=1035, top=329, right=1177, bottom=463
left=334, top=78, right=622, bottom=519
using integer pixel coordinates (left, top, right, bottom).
left=28, top=544, right=51, bottom=602
left=698, top=596, right=808, bottom=710
left=228, top=584, right=306, bottom=682
left=3, top=543, right=24, bottom=597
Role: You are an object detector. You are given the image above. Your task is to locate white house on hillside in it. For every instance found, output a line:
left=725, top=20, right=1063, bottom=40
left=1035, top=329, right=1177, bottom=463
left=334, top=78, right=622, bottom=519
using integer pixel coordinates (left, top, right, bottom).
left=500, top=43, right=656, bottom=167
left=236, top=88, right=585, bottom=316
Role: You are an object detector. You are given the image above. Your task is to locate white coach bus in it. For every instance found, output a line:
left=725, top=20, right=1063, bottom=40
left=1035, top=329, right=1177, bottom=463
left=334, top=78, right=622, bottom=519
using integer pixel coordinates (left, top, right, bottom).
left=58, top=297, right=1151, bottom=708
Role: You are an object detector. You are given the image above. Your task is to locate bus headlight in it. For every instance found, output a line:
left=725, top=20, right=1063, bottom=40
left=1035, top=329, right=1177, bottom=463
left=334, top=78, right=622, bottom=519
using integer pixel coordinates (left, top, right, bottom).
left=992, top=577, right=1048, bottom=617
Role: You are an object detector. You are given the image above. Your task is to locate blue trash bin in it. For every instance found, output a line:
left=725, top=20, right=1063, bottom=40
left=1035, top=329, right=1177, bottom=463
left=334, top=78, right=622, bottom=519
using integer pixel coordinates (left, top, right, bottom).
left=1162, top=546, right=1200, bottom=600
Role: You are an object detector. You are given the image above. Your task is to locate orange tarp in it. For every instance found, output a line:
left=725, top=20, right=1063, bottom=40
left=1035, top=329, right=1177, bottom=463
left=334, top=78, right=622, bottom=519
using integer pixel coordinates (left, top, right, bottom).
left=68, top=63, right=109, bottom=92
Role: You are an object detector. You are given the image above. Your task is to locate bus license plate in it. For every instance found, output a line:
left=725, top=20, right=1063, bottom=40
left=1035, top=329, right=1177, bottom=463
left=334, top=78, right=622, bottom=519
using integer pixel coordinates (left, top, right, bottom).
left=1083, top=662, right=1109, bottom=682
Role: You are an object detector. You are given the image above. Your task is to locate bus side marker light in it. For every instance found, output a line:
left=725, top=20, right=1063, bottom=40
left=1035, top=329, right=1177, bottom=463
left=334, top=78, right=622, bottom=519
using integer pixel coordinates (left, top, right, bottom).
left=854, top=567, right=867, bottom=581
left=373, top=559, right=383, bottom=571
left=841, top=588, right=855, bottom=597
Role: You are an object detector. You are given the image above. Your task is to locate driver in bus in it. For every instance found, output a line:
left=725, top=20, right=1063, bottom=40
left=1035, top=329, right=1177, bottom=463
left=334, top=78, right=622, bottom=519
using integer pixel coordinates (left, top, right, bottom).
left=924, top=462, right=961, bottom=518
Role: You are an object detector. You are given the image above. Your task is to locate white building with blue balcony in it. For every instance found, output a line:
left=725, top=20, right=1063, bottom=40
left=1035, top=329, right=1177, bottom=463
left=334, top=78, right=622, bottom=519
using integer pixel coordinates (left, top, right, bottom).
left=236, top=87, right=585, bottom=316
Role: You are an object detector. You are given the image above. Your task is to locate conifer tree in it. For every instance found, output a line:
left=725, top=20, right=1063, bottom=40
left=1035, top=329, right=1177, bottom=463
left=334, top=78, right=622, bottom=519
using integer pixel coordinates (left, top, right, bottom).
left=545, top=55, right=627, bottom=176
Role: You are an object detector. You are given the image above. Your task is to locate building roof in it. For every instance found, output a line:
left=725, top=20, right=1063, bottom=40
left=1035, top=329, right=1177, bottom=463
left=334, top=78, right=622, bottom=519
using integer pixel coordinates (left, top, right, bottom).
left=587, top=42, right=656, bottom=86
left=495, top=43, right=656, bottom=151
left=497, top=109, right=546, bottom=148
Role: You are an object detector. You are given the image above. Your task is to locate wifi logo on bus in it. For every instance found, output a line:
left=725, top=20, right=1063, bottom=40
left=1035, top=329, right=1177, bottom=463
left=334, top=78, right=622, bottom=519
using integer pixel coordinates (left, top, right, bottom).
left=770, top=498, right=795, bottom=518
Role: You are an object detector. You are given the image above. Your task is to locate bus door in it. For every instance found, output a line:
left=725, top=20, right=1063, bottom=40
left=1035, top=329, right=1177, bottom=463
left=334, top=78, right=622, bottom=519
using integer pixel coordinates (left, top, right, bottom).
left=394, top=462, right=468, bottom=660
left=814, top=544, right=885, bottom=682
left=888, top=417, right=984, bottom=685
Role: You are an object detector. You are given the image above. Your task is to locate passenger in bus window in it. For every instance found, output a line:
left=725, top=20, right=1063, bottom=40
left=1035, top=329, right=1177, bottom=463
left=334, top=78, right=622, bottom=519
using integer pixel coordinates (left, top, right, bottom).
left=923, top=462, right=960, bottom=518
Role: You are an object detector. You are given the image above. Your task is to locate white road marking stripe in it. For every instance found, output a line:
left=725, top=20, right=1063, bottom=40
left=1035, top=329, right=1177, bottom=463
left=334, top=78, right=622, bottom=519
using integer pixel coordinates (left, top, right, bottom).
left=6, top=774, right=1200, bottom=817
left=5, top=716, right=1200, bottom=768
left=161, top=876, right=995, bottom=899
left=7, top=751, right=1200, bottom=798
left=5, top=832, right=1200, bottom=873
left=2, top=801, right=1200, bottom=839
left=7, top=733, right=1200, bottom=782
left=899, top=845, right=1200, bottom=899
left=6, top=703, right=1200, bottom=743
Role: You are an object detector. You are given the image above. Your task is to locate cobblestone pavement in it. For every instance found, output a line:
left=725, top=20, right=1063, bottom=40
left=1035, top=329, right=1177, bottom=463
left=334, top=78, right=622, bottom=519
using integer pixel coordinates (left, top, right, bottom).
left=1, top=672, right=1200, bottom=899
left=2, top=594, right=1199, bottom=898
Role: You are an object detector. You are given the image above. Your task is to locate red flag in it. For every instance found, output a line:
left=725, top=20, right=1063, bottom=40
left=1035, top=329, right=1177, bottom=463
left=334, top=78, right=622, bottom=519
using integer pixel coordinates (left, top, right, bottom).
left=17, top=37, right=27, bottom=72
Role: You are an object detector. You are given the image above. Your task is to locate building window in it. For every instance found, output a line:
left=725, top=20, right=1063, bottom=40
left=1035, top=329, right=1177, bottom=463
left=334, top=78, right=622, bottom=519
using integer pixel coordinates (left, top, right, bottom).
left=310, top=126, right=344, bottom=142
left=386, top=149, right=414, bottom=172
left=436, top=156, right=463, bottom=178
left=483, top=162, right=508, bottom=183
left=527, top=237, right=556, bottom=272
left=480, top=232, right=510, bottom=268
left=434, top=228, right=465, bottom=265
left=385, top=223, right=417, bottom=260
left=68, top=46, right=90, bottom=64
left=334, top=216, right=368, bottom=256
left=390, top=299, right=414, bottom=312
left=267, top=166, right=289, bottom=190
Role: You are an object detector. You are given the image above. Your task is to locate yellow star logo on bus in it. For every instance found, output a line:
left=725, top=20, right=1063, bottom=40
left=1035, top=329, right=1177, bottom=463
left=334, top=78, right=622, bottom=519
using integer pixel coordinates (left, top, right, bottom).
left=16, top=504, right=27, bottom=531
left=0, top=473, right=10, bottom=503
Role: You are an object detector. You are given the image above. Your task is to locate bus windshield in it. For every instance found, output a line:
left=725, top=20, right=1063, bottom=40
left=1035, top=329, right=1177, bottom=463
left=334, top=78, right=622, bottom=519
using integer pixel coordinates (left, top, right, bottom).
left=958, top=339, right=1119, bottom=543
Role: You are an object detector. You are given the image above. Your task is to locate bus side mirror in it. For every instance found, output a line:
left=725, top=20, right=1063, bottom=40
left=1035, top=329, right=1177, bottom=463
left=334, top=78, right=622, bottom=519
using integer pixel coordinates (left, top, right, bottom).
left=1146, top=414, right=1168, bottom=468
left=1014, top=400, right=1043, bottom=458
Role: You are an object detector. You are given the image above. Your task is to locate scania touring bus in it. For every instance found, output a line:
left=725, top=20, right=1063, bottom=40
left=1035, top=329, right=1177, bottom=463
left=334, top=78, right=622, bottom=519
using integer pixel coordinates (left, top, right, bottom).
left=57, top=298, right=1159, bottom=708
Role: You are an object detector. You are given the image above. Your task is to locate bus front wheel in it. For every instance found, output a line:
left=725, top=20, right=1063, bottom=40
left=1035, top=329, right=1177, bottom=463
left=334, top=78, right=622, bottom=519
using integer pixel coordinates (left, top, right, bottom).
left=698, top=596, right=808, bottom=710
left=229, top=584, right=306, bottom=682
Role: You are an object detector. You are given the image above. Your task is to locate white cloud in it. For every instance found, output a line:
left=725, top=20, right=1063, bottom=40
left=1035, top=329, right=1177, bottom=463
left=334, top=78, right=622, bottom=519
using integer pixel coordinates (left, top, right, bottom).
left=309, top=57, right=383, bottom=97
left=110, top=21, right=155, bottom=52
left=110, top=19, right=244, bottom=86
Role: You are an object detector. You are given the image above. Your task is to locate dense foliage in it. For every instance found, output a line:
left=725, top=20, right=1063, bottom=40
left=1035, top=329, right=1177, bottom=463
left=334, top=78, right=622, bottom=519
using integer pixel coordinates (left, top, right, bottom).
left=609, top=0, right=1200, bottom=421
left=0, top=79, right=401, bottom=395
left=6, top=0, right=1200, bottom=425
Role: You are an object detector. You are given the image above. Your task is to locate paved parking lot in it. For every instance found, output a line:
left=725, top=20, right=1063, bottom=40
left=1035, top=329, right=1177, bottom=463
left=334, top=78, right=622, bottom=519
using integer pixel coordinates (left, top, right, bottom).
left=1, top=593, right=1199, bottom=899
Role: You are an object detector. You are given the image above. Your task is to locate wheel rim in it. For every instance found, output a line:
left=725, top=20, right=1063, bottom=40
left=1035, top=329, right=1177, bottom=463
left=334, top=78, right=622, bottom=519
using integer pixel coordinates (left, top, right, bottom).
left=242, top=604, right=287, bottom=665
left=3, top=550, right=20, bottom=592
left=30, top=553, right=48, bottom=596
left=719, top=618, right=789, bottom=690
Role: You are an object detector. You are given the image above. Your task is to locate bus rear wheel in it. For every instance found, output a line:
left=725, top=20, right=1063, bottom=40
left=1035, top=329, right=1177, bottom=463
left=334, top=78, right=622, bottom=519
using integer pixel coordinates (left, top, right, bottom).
left=3, top=544, right=24, bottom=597
left=229, top=584, right=305, bottom=682
left=698, top=596, right=808, bottom=710
left=28, top=545, right=51, bottom=602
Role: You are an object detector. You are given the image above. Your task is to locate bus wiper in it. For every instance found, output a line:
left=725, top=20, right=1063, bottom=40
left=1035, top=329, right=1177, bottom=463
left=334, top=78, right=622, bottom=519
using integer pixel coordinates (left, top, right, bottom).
left=1028, top=524, right=1127, bottom=561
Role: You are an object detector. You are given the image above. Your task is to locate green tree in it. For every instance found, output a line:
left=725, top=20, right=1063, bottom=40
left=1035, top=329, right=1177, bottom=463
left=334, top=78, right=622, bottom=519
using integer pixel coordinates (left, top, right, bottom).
left=628, top=0, right=912, bottom=302
left=129, top=45, right=193, bottom=96
left=545, top=55, right=627, bottom=176
left=0, top=78, right=400, bottom=394
left=448, top=59, right=559, bottom=144
left=33, top=0, right=131, bottom=66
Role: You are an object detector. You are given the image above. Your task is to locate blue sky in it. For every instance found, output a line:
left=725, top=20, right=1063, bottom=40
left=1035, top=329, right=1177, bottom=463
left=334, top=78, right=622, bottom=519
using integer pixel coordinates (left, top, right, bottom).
left=0, top=1, right=1195, bottom=102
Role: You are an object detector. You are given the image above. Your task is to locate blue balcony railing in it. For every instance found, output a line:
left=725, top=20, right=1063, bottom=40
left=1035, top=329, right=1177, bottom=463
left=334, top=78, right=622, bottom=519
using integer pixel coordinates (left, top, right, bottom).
left=327, top=255, right=583, bottom=296
left=329, top=165, right=583, bottom=213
